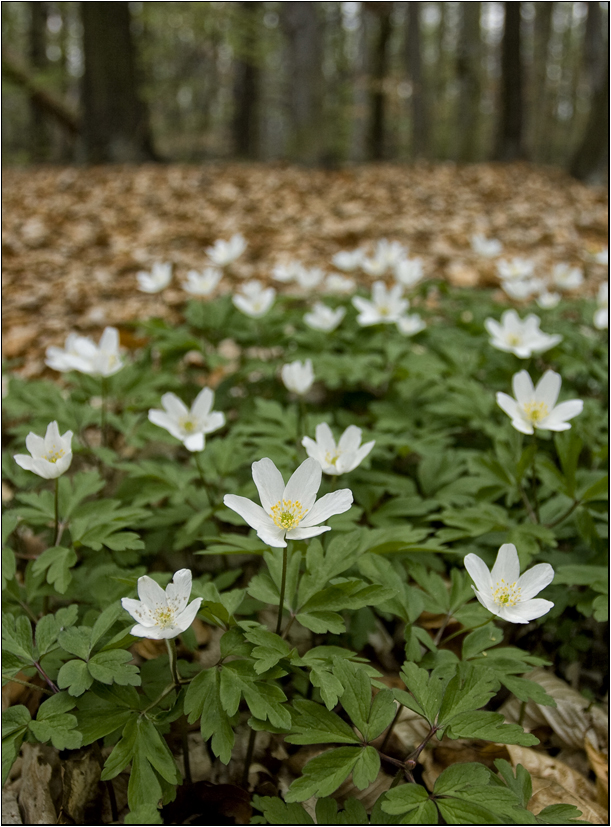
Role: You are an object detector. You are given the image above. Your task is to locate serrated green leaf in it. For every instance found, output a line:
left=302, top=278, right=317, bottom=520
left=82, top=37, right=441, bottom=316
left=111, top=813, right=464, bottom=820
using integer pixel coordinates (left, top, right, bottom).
left=332, top=658, right=372, bottom=736
left=296, top=610, right=345, bottom=634
left=494, top=759, right=532, bottom=808
left=88, top=649, right=141, bottom=686
left=285, top=698, right=359, bottom=746
left=367, top=689, right=397, bottom=742
left=252, top=795, right=315, bottom=825
left=500, top=676, right=555, bottom=707
left=352, top=745, right=379, bottom=789
left=284, top=746, right=362, bottom=802
left=57, top=658, right=94, bottom=696
left=395, top=662, right=448, bottom=725
left=2, top=706, right=31, bottom=786
left=32, top=546, right=78, bottom=594
left=438, top=664, right=499, bottom=725
left=310, top=667, right=344, bottom=711
left=136, top=717, right=180, bottom=785
left=29, top=692, right=82, bottom=750
left=101, top=716, right=138, bottom=780
left=446, top=710, right=539, bottom=746
left=382, top=783, right=436, bottom=823
left=2, top=546, right=16, bottom=589
left=124, top=805, right=163, bottom=825
left=58, top=626, right=92, bottom=660
left=185, top=668, right=235, bottom=764
left=91, top=602, right=124, bottom=649
left=2, top=613, right=35, bottom=663
left=462, top=624, right=503, bottom=660
left=535, top=803, right=585, bottom=824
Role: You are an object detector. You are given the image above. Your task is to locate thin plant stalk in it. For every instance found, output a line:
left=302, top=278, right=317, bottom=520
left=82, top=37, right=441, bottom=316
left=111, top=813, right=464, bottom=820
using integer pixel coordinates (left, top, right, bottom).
left=54, top=478, right=60, bottom=546
left=242, top=727, right=257, bottom=788
left=275, top=544, right=289, bottom=636
left=531, top=434, right=540, bottom=523
left=101, top=376, right=108, bottom=447
left=166, top=638, right=180, bottom=686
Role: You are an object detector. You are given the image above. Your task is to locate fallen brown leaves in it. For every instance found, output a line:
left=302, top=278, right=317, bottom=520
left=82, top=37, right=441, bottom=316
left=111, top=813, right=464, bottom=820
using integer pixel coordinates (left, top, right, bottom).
left=2, top=161, right=608, bottom=376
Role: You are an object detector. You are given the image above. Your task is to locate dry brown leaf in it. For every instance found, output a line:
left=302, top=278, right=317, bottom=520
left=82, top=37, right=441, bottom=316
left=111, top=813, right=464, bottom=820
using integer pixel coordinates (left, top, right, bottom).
left=584, top=730, right=609, bottom=807
left=506, top=744, right=598, bottom=802
left=527, top=777, right=608, bottom=824
left=501, top=667, right=607, bottom=751
left=420, top=737, right=511, bottom=790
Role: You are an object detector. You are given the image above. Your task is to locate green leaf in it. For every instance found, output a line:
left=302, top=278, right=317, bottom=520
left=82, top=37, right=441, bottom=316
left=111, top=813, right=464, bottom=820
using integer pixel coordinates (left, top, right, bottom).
left=446, top=710, right=539, bottom=746
left=285, top=699, right=359, bottom=746
left=101, top=716, right=138, bottom=780
left=580, top=474, right=608, bottom=502
left=494, top=760, right=532, bottom=808
left=252, top=795, right=315, bottom=825
left=35, top=605, right=79, bottom=657
left=2, top=613, right=35, bottom=663
left=284, top=746, right=363, bottom=802
left=88, top=649, right=141, bottom=687
left=352, top=745, right=380, bottom=789
left=382, top=783, right=437, bottom=823
left=367, top=689, right=397, bottom=742
left=2, top=546, right=16, bottom=590
left=29, top=692, right=83, bottom=750
left=31, top=545, right=78, bottom=594
left=2, top=706, right=31, bottom=786
left=76, top=704, right=133, bottom=746
left=57, top=658, right=94, bottom=696
left=91, top=602, right=125, bottom=649
left=124, top=806, right=163, bottom=825
left=244, top=627, right=292, bottom=674
left=500, top=676, right=555, bottom=707
left=310, top=667, right=344, bottom=711
left=296, top=610, right=345, bottom=634
left=437, top=664, right=499, bottom=725
left=184, top=667, right=235, bottom=764
left=58, top=626, right=92, bottom=660
left=462, top=624, right=503, bottom=660
left=136, top=717, right=180, bottom=785
left=332, top=658, right=372, bottom=737
left=535, top=804, right=585, bottom=824
left=395, top=662, right=448, bottom=725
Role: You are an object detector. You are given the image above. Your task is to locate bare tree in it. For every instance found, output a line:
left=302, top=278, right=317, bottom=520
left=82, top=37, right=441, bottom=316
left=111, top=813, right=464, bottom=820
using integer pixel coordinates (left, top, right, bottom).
left=281, top=2, right=324, bottom=163
left=365, top=2, right=392, bottom=161
left=455, top=2, right=481, bottom=162
left=406, top=2, right=429, bottom=160
left=81, top=2, right=156, bottom=162
left=232, top=2, right=260, bottom=159
left=531, top=2, right=553, bottom=161
left=493, top=2, right=525, bottom=161
left=29, top=2, right=50, bottom=161
left=570, top=27, right=608, bottom=183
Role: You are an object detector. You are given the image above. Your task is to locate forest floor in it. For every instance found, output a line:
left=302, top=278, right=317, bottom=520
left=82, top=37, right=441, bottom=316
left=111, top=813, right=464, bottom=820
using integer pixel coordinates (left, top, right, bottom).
left=2, top=161, right=608, bottom=376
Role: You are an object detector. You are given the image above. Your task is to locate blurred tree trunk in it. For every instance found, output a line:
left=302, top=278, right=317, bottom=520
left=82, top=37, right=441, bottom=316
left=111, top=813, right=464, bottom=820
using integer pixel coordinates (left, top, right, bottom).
left=582, top=1, right=604, bottom=87
left=349, top=8, right=371, bottom=162
left=532, top=2, right=553, bottom=161
left=455, top=2, right=481, bottom=162
left=29, top=1, right=50, bottom=161
left=81, top=2, right=156, bottom=162
left=570, top=49, right=608, bottom=182
left=406, top=2, right=429, bottom=160
left=493, top=2, right=524, bottom=161
left=232, top=2, right=260, bottom=159
left=366, top=3, right=392, bottom=160
left=281, top=2, right=324, bottom=163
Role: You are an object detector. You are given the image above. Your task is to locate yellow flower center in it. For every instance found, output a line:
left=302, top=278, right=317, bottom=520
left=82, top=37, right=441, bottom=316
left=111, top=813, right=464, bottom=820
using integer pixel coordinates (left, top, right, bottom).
left=523, top=401, right=549, bottom=423
left=270, top=499, right=305, bottom=530
left=180, top=418, right=196, bottom=433
left=490, top=579, right=522, bottom=607
left=45, top=448, right=65, bottom=463
left=153, top=606, right=176, bottom=628
left=378, top=306, right=390, bottom=316
left=507, top=334, right=523, bottom=346
left=325, top=450, right=341, bottom=467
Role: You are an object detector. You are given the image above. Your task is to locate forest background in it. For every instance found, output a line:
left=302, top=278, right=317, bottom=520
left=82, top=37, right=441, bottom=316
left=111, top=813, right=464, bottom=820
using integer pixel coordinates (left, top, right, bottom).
left=1, top=1, right=609, bottom=180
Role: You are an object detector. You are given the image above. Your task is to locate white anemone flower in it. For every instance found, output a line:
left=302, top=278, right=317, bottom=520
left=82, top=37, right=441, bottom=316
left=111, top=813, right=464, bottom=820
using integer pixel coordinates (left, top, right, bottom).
left=136, top=262, right=172, bottom=293
left=396, top=313, right=426, bottom=336
left=332, top=249, right=366, bottom=272
left=496, top=258, right=536, bottom=282
left=281, top=359, right=314, bottom=395
left=45, top=327, right=124, bottom=377
left=232, top=280, right=276, bottom=318
left=121, top=569, right=203, bottom=640
left=594, top=281, right=608, bottom=330
left=484, top=310, right=562, bottom=358
left=496, top=370, right=583, bottom=434
left=14, top=421, right=73, bottom=480
left=465, top=544, right=554, bottom=624
left=501, top=278, right=544, bottom=301
left=206, top=233, right=247, bottom=267
left=324, top=273, right=356, bottom=294
left=394, top=257, right=424, bottom=288
left=552, top=263, right=584, bottom=291
left=592, top=247, right=608, bottom=266
left=296, top=266, right=325, bottom=290
left=303, top=303, right=346, bottom=332
left=536, top=290, right=561, bottom=309
left=362, top=239, right=408, bottom=277
left=148, top=388, right=225, bottom=451
left=272, top=261, right=303, bottom=283
left=182, top=267, right=222, bottom=296
left=352, top=281, right=408, bottom=326
left=302, top=423, right=374, bottom=476
left=223, top=457, right=353, bottom=547
left=471, top=233, right=503, bottom=258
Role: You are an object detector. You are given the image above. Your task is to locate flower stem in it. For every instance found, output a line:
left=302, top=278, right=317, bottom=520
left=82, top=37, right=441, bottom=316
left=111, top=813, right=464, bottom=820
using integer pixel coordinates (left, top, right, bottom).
left=242, top=727, right=257, bottom=788
left=54, top=478, right=60, bottom=546
left=2, top=674, right=53, bottom=695
left=380, top=705, right=402, bottom=753
left=101, top=376, right=108, bottom=447
left=275, top=545, right=288, bottom=636
left=531, top=434, right=540, bottom=523
left=33, top=662, right=59, bottom=694
left=166, top=638, right=180, bottom=686
left=180, top=715, right=192, bottom=785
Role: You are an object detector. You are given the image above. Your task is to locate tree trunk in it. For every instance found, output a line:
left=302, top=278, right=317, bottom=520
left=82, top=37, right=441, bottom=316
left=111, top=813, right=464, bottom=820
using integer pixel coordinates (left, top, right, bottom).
left=366, top=4, right=392, bottom=161
left=455, top=2, right=481, bottom=162
left=532, top=2, right=553, bottom=161
left=81, top=2, right=156, bottom=163
left=570, top=49, right=608, bottom=182
left=29, top=1, right=50, bottom=161
left=232, top=2, right=260, bottom=159
left=406, top=2, right=429, bottom=160
left=349, top=7, right=371, bottom=162
left=281, top=2, right=324, bottom=164
left=493, top=2, right=525, bottom=161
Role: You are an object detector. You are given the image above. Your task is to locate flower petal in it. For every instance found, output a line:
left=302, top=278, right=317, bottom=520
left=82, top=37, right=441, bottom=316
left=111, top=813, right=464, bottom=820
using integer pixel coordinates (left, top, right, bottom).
left=174, top=597, right=203, bottom=632
left=137, top=575, right=168, bottom=609
left=472, top=587, right=498, bottom=615
left=534, top=370, right=561, bottom=409
left=223, top=494, right=275, bottom=533
left=499, top=599, right=554, bottom=623
left=517, top=564, right=554, bottom=600
left=283, top=457, right=322, bottom=513
left=25, top=432, right=46, bottom=458
left=510, top=418, right=534, bottom=435
left=99, top=327, right=120, bottom=353
left=338, top=425, right=362, bottom=454
left=541, top=400, right=583, bottom=430
left=252, top=458, right=285, bottom=512
left=464, top=554, right=493, bottom=592
left=121, top=597, right=154, bottom=625
left=202, top=411, right=225, bottom=434
left=148, top=410, right=184, bottom=441
left=191, top=388, right=214, bottom=419
left=161, top=392, right=189, bottom=419
left=496, top=392, right=521, bottom=421
left=347, top=440, right=375, bottom=471
left=166, top=569, right=192, bottom=614
left=14, top=454, right=38, bottom=474
left=315, top=423, right=336, bottom=454
left=511, top=371, right=534, bottom=406
left=184, top=433, right=205, bottom=452
left=490, top=544, right=520, bottom=586
left=300, top=488, right=353, bottom=527
left=287, top=525, right=332, bottom=540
